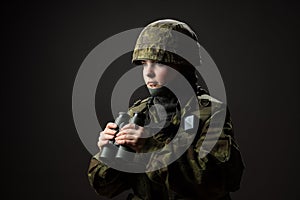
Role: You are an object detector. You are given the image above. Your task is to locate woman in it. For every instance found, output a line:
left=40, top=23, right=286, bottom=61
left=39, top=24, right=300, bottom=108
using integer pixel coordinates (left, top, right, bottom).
left=88, top=19, right=244, bottom=200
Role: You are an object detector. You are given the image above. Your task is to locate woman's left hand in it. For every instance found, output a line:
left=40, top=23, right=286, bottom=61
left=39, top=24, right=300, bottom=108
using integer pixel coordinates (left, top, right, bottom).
left=115, top=123, right=146, bottom=152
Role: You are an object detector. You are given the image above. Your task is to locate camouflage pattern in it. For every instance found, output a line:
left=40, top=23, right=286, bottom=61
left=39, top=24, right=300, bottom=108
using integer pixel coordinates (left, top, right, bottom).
left=88, top=94, right=245, bottom=200
left=132, top=19, right=201, bottom=66
left=88, top=19, right=244, bottom=199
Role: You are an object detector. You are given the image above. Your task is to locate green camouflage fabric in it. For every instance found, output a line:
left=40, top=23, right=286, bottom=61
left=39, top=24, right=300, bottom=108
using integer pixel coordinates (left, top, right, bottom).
left=87, top=94, right=245, bottom=200
left=132, top=19, right=201, bottom=66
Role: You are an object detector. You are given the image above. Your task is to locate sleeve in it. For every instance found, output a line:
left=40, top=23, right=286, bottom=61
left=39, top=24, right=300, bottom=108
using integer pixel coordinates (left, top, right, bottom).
left=194, top=107, right=244, bottom=192
left=87, top=99, right=149, bottom=198
left=159, top=107, right=244, bottom=198
left=87, top=153, right=131, bottom=198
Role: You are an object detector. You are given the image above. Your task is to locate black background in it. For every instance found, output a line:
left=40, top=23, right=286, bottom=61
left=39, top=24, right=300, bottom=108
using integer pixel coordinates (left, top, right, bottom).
left=3, top=0, right=300, bottom=199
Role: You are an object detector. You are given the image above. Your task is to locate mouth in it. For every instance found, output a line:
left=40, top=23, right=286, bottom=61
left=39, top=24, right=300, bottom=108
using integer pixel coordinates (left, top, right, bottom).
left=147, top=81, right=160, bottom=88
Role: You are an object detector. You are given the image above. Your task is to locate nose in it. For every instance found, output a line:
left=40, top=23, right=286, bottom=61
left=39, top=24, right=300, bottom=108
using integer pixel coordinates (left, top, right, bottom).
left=144, top=62, right=155, bottom=78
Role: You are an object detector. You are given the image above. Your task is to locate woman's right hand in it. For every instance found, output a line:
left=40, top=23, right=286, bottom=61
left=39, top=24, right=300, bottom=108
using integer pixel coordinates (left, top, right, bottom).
left=97, top=122, right=117, bottom=150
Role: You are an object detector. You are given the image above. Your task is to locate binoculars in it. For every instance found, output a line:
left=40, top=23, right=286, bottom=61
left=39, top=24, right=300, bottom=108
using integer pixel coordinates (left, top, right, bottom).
left=99, top=111, right=146, bottom=164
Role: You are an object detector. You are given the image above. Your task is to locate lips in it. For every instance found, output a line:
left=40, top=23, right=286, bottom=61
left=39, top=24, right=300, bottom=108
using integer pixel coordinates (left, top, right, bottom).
left=147, top=81, right=159, bottom=88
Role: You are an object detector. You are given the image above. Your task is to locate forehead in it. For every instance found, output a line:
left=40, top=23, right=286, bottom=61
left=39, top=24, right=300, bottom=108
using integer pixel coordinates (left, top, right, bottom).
left=140, top=59, right=172, bottom=66
left=140, top=59, right=158, bottom=63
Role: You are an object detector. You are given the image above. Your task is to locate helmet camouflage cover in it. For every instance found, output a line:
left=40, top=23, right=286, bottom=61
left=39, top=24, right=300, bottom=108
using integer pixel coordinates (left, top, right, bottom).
left=132, top=19, right=201, bottom=66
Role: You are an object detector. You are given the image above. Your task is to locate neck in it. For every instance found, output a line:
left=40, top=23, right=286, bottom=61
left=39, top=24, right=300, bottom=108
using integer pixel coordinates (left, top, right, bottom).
left=148, top=86, right=176, bottom=99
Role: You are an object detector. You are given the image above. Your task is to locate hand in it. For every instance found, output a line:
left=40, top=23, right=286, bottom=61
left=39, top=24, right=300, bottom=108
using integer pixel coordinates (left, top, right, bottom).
left=97, top=122, right=117, bottom=150
left=115, top=123, right=146, bottom=152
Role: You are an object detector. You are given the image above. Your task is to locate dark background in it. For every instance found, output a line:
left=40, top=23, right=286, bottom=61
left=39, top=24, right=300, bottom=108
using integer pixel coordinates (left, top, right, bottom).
left=3, top=0, right=300, bottom=199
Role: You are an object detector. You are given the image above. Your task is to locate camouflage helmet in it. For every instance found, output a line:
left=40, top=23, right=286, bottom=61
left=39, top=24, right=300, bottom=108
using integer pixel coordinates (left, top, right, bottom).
left=132, top=19, right=201, bottom=66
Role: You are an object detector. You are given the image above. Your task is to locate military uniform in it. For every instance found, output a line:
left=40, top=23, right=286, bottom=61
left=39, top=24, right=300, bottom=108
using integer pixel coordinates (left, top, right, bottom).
left=88, top=19, right=244, bottom=199
left=88, top=93, right=244, bottom=199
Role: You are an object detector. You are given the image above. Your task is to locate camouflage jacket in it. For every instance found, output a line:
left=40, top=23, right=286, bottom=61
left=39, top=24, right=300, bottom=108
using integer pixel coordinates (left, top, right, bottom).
left=88, top=94, right=244, bottom=200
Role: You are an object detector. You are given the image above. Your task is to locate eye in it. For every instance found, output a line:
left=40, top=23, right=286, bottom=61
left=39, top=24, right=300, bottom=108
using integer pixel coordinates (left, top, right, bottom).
left=155, top=62, right=165, bottom=67
left=140, top=61, right=147, bottom=66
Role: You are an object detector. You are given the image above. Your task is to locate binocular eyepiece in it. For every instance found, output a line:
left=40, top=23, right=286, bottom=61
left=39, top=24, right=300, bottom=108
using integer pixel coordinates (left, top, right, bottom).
left=99, top=111, right=146, bottom=164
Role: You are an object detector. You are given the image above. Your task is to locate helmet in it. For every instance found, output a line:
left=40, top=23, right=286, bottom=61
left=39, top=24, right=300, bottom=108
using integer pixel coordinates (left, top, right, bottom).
left=132, top=19, right=201, bottom=67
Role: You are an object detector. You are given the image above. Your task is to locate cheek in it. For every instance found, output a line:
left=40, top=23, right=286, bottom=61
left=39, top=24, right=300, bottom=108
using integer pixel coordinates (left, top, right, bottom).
left=157, top=68, right=169, bottom=83
left=142, top=69, right=148, bottom=82
left=160, top=68, right=177, bottom=83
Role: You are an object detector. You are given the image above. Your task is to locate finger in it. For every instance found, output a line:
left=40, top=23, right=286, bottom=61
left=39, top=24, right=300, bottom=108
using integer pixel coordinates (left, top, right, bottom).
left=120, top=123, right=138, bottom=130
left=115, top=134, right=127, bottom=141
left=115, top=138, right=135, bottom=146
left=106, top=122, right=117, bottom=129
left=115, top=140, right=135, bottom=148
left=116, top=129, right=137, bottom=137
left=102, top=128, right=117, bottom=136
left=100, top=133, right=114, bottom=141
left=115, top=134, right=138, bottom=142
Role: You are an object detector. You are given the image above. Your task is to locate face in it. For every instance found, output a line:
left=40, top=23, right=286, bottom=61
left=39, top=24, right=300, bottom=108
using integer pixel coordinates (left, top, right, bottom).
left=142, top=60, right=178, bottom=89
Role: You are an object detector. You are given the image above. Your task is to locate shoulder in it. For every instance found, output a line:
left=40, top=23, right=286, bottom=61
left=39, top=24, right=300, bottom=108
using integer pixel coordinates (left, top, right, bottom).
left=197, top=94, right=224, bottom=110
left=192, top=94, right=227, bottom=122
left=127, top=97, right=152, bottom=117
